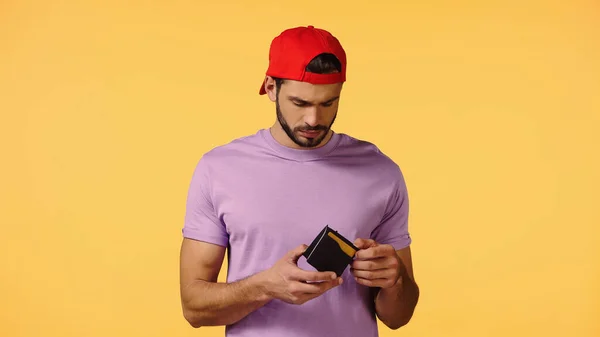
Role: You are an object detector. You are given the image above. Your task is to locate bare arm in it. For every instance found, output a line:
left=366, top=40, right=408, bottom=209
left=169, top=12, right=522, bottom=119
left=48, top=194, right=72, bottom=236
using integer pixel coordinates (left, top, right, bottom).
left=179, top=238, right=271, bottom=327
left=179, top=238, right=343, bottom=328
left=351, top=240, right=420, bottom=330
left=374, top=246, right=420, bottom=329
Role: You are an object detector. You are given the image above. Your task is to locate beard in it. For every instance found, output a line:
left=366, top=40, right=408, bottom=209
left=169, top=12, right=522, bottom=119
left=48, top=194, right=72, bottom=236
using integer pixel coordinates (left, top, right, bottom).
left=275, top=95, right=337, bottom=148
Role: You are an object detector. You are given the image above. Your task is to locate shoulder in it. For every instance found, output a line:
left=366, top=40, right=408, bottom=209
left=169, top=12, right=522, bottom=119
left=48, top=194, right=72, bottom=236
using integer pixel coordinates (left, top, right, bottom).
left=191, top=130, right=266, bottom=175
left=334, top=132, right=405, bottom=179
left=185, top=132, right=264, bottom=181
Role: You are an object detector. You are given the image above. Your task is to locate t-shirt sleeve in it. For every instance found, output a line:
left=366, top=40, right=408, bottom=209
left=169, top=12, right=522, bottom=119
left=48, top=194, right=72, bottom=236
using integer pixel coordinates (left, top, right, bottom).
left=371, top=166, right=412, bottom=250
left=181, top=157, right=229, bottom=247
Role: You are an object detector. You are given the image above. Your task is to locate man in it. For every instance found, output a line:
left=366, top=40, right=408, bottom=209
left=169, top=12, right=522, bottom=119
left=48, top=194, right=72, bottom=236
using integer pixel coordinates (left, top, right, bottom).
left=179, top=25, right=419, bottom=336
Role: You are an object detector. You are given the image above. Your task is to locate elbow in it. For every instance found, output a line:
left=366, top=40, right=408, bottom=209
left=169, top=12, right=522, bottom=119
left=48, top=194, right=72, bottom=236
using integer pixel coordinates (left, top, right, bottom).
left=187, top=320, right=203, bottom=329
left=379, top=302, right=418, bottom=330
left=389, top=319, right=411, bottom=330
left=386, top=322, right=403, bottom=331
left=382, top=316, right=411, bottom=331
left=378, top=282, right=420, bottom=330
left=183, top=309, right=204, bottom=328
left=188, top=321, right=202, bottom=329
left=183, top=306, right=226, bottom=328
left=386, top=301, right=419, bottom=329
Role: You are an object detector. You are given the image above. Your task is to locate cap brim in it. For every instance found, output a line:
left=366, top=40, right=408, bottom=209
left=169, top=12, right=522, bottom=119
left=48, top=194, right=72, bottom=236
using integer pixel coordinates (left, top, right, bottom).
left=259, top=78, right=267, bottom=95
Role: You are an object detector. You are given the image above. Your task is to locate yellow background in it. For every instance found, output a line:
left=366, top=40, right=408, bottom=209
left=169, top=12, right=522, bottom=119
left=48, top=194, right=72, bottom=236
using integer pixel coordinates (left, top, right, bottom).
left=1, top=1, right=599, bottom=336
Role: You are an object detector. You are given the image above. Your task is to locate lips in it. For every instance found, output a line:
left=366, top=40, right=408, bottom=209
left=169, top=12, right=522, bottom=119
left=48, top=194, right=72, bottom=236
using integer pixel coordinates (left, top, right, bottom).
left=299, top=130, right=322, bottom=138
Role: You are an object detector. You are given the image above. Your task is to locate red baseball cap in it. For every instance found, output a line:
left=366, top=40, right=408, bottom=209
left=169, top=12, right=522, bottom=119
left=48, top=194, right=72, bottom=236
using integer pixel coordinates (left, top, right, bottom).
left=259, top=25, right=347, bottom=95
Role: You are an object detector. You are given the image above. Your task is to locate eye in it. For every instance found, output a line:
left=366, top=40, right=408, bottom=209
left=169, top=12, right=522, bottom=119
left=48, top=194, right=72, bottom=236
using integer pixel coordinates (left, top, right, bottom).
left=321, top=102, right=333, bottom=107
left=294, top=101, right=308, bottom=107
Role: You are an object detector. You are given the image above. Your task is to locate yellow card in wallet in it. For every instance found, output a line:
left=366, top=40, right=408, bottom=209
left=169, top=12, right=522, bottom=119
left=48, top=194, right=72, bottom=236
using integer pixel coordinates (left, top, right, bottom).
left=302, top=225, right=359, bottom=277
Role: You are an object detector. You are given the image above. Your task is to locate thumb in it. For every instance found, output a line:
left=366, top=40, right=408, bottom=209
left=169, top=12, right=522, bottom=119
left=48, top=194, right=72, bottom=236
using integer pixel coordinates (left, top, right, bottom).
left=287, top=244, right=308, bottom=263
left=354, top=238, right=378, bottom=250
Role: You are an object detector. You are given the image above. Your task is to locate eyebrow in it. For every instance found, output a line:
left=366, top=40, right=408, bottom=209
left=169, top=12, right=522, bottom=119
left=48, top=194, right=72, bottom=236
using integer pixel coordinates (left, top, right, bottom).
left=288, top=95, right=340, bottom=105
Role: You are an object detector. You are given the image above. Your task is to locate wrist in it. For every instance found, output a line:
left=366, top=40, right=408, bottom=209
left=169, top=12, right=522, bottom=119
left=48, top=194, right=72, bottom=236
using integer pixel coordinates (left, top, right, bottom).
left=377, top=269, right=406, bottom=301
left=387, top=256, right=409, bottom=289
left=250, top=270, right=275, bottom=302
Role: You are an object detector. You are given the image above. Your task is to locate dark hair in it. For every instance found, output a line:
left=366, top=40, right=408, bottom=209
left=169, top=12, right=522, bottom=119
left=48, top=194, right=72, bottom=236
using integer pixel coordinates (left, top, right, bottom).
left=273, top=53, right=342, bottom=91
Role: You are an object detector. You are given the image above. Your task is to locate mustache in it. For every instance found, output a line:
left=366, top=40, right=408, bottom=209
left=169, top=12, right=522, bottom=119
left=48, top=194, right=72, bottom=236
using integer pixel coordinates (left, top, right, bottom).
left=295, top=125, right=328, bottom=132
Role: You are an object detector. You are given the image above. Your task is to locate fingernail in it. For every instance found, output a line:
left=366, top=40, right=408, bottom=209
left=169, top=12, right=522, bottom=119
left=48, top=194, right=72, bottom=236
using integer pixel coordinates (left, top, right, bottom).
left=331, top=274, right=337, bottom=279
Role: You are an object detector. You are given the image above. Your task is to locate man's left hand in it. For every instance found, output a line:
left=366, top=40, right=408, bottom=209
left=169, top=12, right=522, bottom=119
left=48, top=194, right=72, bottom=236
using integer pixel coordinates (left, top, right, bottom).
left=350, top=238, right=405, bottom=289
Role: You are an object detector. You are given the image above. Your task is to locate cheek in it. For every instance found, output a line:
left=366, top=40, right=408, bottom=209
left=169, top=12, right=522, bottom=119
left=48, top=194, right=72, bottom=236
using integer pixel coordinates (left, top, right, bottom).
left=322, top=106, right=338, bottom=120
left=280, top=102, right=304, bottom=121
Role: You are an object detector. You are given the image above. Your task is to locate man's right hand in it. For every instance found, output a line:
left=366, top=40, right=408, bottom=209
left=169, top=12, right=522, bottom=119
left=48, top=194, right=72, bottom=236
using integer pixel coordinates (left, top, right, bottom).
left=258, top=244, right=343, bottom=305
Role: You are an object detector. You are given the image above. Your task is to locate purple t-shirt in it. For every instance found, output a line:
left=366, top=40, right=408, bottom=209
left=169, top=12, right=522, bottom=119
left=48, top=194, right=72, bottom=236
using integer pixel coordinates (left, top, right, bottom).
left=182, top=128, right=411, bottom=337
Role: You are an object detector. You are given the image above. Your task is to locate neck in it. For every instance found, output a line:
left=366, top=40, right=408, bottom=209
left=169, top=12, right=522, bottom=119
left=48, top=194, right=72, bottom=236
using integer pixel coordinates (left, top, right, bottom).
left=269, top=121, right=333, bottom=150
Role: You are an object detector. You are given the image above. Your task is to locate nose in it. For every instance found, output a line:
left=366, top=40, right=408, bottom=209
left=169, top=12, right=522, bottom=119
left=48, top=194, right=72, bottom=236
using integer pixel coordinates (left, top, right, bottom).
left=303, top=106, right=320, bottom=127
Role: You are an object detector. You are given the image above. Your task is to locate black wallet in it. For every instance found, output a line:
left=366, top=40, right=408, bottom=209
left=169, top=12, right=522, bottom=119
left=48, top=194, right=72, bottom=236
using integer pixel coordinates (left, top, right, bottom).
left=302, top=225, right=359, bottom=277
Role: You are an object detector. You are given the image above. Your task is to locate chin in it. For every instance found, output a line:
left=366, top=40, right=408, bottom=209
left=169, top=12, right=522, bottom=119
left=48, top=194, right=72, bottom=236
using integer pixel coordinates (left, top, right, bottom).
left=300, top=138, right=324, bottom=148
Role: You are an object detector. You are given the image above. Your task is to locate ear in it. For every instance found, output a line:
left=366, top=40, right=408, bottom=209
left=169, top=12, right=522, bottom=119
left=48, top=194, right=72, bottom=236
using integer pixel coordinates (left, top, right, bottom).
left=264, top=76, right=278, bottom=102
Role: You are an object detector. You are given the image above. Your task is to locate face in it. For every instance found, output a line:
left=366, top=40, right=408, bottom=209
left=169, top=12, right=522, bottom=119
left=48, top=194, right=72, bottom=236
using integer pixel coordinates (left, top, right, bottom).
left=267, top=77, right=343, bottom=148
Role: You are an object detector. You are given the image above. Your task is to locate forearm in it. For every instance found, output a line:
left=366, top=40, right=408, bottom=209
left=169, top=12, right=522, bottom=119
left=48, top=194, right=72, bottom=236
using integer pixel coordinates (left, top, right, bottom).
left=374, top=270, right=420, bottom=329
left=181, top=272, right=271, bottom=327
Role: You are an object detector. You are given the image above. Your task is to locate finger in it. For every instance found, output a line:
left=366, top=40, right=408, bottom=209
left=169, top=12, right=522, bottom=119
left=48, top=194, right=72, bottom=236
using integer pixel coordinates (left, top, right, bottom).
left=315, top=277, right=343, bottom=292
left=351, top=257, right=388, bottom=271
left=354, top=276, right=396, bottom=288
left=293, top=277, right=343, bottom=294
left=287, top=244, right=308, bottom=263
left=292, top=268, right=337, bottom=282
left=355, top=245, right=393, bottom=260
left=353, top=238, right=377, bottom=250
left=351, top=268, right=395, bottom=280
